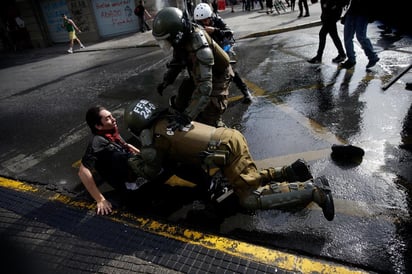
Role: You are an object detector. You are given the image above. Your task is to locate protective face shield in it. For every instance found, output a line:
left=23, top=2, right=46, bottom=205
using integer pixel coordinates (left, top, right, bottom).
left=156, top=39, right=173, bottom=54
left=194, top=3, right=213, bottom=21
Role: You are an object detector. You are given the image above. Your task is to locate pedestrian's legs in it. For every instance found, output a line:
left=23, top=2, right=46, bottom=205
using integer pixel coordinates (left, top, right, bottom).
left=144, top=20, right=151, bottom=31
left=327, top=22, right=345, bottom=56
left=343, top=15, right=356, bottom=63
left=138, top=16, right=144, bottom=32
left=354, top=16, right=378, bottom=61
left=303, top=0, right=309, bottom=16
left=316, top=25, right=328, bottom=58
left=298, top=0, right=303, bottom=16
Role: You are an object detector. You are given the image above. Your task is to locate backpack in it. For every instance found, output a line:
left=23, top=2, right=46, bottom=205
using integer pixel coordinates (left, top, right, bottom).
left=134, top=6, right=140, bottom=16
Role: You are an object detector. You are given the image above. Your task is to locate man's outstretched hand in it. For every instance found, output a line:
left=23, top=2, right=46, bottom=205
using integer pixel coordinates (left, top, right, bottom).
left=96, top=199, right=112, bottom=215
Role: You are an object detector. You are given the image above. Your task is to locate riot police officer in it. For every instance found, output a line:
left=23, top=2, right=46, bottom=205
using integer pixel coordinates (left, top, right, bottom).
left=153, top=7, right=232, bottom=128
left=124, top=99, right=335, bottom=221
left=193, top=3, right=253, bottom=104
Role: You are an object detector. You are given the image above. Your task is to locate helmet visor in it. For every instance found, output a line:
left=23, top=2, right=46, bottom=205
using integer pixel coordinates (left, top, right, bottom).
left=157, top=39, right=173, bottom=54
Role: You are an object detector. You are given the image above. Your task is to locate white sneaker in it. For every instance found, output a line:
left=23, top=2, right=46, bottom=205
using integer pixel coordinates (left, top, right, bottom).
left=80, top=44, right=85, bottom=49
left=67, top=48, right=73, bottom=54
left=125, top=177, right=148, bottom=191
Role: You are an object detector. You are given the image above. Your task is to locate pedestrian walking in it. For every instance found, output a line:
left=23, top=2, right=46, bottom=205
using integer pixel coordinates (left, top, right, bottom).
left=266, top=0, right=274, bottom=14
left=134, top=0, right=152, bottom=33
left=307, top=0, right=348, bottom=64
left=297, top=0, right=309, bottom=17
left=290, top=0, right=296, bottom=11
left=62, top=14, right=85, bottom=54
left=340, top=0, right=380, bottom=69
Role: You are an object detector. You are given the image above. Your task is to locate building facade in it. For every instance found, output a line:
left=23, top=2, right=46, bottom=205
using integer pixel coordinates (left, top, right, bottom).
left=0, top=0, right=191, bottom=52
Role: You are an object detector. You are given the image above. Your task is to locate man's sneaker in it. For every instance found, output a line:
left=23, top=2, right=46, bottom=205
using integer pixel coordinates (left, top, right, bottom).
left=332, top=54, right=346, bottom=63
left=366, top=57, right=380, bottom=68
left=307, top=56, right=321, bottom=64
left=313, top=176, right=335, bottom=221
left=67, top=48, right=73, bottom=54
left=340, top=60, right=356, bottom=69
left=80, top=44, right=85, bottom=49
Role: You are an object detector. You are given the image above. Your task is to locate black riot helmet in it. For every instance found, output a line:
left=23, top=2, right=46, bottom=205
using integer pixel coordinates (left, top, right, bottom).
left=124, top=99, right=162, bottom=136
left=152, top=7, right=190, bottom=46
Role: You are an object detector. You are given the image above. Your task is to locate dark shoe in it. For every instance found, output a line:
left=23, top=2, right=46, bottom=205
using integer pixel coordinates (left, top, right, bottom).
left=307, top=56, right=321, bottom=64
left=298, top=14, right=303, bottom=17
left=304, top=13, right=310, bottom=17
left=406, top=82, right=412, bottom=91
left=241, top=89, right=253, bottom=104
left=331, top=144, right=365, bottom=162
left=283, top=159, right=313, bottom=182
left=366, top=57, right=380, bottom=68
left=332, top=54, right=346, bottom=63
left=340, top=60, right=356, bottom=69
left=313, top=176, right=334, bottom=221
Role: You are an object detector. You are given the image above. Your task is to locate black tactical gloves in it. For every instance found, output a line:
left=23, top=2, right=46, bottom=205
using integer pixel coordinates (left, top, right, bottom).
left=166, top=112, right=192, bottom=133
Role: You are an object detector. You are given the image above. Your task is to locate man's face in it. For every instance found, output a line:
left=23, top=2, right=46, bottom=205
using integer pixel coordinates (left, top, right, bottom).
left=200, top=18, right=211, bottom=26
left=96, top=109, right=117, bottom=131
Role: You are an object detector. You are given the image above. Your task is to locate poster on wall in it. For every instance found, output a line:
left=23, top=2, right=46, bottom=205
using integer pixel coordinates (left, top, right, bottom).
left=92, top=0, right=138, bottom=37
left=40, top=0, right=70, bottom=43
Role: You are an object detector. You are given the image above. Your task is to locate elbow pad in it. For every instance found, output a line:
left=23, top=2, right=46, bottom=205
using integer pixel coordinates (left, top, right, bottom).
left=196, top=47, right=214, bottom=66
left=192, top=29, right=210, bottom=51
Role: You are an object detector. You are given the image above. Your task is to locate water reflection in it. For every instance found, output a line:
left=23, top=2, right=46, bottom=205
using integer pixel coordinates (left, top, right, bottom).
left=395, top=103, right=412, bottom=273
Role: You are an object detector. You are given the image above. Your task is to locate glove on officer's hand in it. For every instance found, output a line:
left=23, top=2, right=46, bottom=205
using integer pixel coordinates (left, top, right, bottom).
left=157, top=82, right=168, bottom=96
left=167, top=113, right=192, bottom=133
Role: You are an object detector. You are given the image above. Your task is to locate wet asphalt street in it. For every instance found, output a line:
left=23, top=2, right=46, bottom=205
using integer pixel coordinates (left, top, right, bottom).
left=1, top=4, right=412, bottom=273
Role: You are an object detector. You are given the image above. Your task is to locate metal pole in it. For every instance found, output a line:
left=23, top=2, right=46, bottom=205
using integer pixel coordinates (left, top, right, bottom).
left=382, top=63, right=412, bottom=91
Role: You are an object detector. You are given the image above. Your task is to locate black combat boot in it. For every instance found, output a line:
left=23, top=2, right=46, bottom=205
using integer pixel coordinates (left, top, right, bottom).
left=241, top=88, right=253, bottom=104
left=312, top=176, right=335, bottom=221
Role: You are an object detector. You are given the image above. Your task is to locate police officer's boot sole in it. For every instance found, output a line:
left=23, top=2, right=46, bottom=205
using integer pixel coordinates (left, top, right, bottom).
left=313, top=176, right=335, bottom=221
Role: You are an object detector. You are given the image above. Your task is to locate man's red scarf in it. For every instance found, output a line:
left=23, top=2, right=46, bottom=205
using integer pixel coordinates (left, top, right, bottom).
left=96, top=126, right=132, bottom=152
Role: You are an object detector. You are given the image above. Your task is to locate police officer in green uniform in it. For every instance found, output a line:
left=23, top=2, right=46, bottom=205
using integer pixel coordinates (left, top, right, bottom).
left=193, top=3, right=253, bottom=104
left=125, top=99, right=335, bottom=221
left=153, top=7, right=232, bottom=128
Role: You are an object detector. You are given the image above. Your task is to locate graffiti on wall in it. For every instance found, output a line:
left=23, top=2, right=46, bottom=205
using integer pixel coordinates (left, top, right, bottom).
left=92, top=0, right=138, bottom=37
left=68, top=0, right=90, bottom=32
left=41, top=0, right=69, bottom=34
left=94, top=0, right=135, bottom=27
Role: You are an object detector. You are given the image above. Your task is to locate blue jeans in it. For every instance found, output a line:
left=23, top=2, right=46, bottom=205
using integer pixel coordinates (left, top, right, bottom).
left=343, top=14, right=378, bottom=63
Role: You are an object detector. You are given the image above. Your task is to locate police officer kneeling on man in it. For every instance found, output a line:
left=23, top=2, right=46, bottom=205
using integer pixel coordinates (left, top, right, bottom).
left=153, top=7, right=233, bottom=128
left=124, top=99, right=335, bottom=221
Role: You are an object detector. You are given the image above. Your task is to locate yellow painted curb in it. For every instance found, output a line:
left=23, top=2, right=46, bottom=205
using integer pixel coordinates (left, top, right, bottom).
left=0, top=176, right=368, bottom=274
